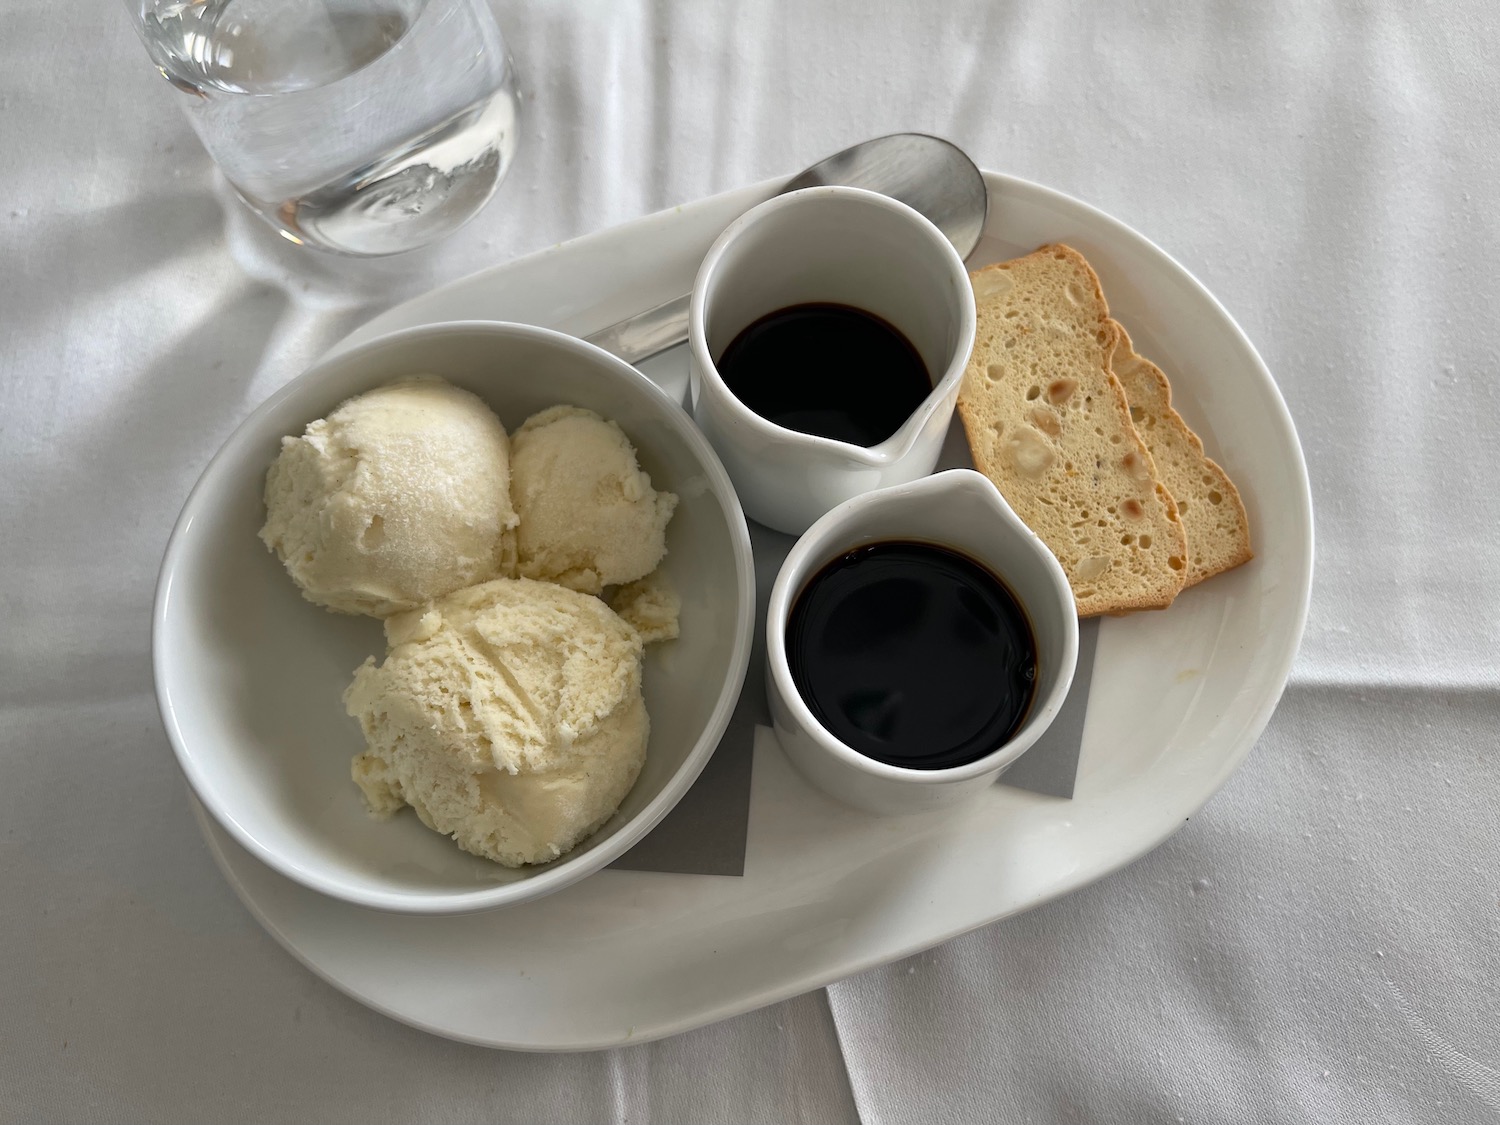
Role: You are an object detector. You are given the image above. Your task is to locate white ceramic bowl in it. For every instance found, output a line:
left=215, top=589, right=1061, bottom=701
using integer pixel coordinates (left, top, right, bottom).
left=153, top=321, right=755, bottom=914
left=766, top=469, right=1079, bottom=815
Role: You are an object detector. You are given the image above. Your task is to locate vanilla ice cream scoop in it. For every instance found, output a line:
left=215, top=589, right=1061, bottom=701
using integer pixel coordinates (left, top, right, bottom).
left=607, top=569, right=681, bottom=644
left=260, top=376, right=519, bottom=617
left=343, top=577, right=648, bottom=867
left=510, top=405, right=678, bottom=594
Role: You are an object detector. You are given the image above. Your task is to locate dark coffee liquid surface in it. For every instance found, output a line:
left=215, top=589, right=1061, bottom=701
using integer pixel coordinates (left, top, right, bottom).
left=786, top=541, right=1038, bottom=770
left=716, top=303, right=931, bottom=446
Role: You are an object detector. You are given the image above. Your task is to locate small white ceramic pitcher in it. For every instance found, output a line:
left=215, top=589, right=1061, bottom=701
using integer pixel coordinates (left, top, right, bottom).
left=766, top=469, right=1079, bottom=815
left=688, top=186, right=977, bottom=534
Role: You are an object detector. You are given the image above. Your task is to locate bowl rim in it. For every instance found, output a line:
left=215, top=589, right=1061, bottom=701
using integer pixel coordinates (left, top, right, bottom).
left=151, top=319, right=756, bottom=914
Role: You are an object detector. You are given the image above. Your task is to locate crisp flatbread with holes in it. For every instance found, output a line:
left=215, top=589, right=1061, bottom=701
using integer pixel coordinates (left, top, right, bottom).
left=957, top=244, right=1188, bottom=616
left=1109, top=323, right=1252, bottom=588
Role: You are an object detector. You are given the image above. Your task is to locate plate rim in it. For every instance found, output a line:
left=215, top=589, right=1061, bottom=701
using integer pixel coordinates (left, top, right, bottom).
left=185, top=167, right=1314, bottom=1049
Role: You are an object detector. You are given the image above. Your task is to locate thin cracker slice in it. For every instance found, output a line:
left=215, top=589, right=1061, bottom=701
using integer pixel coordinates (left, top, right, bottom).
left=957, top=244, right=1188, bottom=616
left=1108, top=323, right=1252, bottom=587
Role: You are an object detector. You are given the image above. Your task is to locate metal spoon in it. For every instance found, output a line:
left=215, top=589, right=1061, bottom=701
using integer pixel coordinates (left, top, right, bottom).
left=584, top=133, right=988, bottom=365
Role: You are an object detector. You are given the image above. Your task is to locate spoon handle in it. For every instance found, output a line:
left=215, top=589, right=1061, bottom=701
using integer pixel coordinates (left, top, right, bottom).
left=584, top=293, right=691, bottom=365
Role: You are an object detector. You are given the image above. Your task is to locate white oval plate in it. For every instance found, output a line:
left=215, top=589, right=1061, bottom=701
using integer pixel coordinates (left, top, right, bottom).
left=191, top=171, right=1312, bottom=1050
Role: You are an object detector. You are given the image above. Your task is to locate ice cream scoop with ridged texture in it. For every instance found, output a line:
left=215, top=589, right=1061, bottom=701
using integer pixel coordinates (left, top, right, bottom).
left=343, top=577, right=649, bottom=867
left=259, top=376, right=519, bottom=618
left=510, top=405, right=678, bottom=595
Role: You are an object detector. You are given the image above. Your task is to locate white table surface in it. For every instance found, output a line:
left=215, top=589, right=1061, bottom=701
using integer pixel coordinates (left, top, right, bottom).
left=3, top=1, right=1497, bottom=1121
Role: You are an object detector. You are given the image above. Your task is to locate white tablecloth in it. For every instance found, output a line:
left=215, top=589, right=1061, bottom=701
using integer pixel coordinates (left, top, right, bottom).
left=4, top=1, right=1497, bottom=1121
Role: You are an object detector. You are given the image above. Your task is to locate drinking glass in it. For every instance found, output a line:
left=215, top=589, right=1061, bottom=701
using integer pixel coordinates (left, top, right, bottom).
left=127, top=0, right=522, bottom=256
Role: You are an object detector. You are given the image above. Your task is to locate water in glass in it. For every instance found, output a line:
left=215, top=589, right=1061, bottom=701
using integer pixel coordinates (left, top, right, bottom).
left=132, top=0, right=521, bottom=256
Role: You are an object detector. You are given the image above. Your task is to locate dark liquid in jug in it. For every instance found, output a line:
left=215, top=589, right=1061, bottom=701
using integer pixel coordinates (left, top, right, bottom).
left=716, top=303, right=931, bottom=446
left=786, top=541, right=1039, bottom=770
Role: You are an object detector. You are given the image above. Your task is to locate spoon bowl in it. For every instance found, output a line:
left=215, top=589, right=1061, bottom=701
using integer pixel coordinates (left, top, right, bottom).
left=586, top=133, right=988, bottom=364
left=781, top=133, right=988, bottom=260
